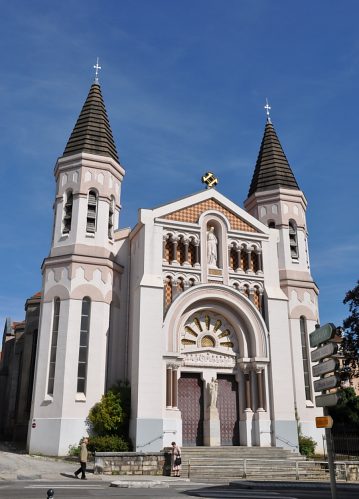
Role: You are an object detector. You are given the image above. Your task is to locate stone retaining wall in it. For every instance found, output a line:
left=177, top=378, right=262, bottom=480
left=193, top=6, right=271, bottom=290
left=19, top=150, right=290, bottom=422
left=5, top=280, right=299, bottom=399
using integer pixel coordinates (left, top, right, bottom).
left=94, top=451, right=171, bottom=475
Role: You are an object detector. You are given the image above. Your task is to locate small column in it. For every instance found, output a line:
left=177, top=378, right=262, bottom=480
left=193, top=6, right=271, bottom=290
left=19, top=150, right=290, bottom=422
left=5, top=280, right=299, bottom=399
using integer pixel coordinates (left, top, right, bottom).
left=246, top=249, right=252, bottom=273
left=236, top=247, right=242, bottom=271
left=256, top=250, right=263, bottom=273
left=194, top=242, right=200, bottom=266
left=183, top=239, right=189, bottom=266
left=256, top=369, right=265, bottom=411
left=238, top=363, right=254, bottom=446
left=166, top=365, right=173, bottom=408
left=172, top=367, right=178, bottom=408
left=163, top=236, right=168, bottom=263
left=245, top=373, right=252, bottom=410
left=171, top=237, right=178, bottom=264
left=248, top=288, right=255, bottom=304
left=228, top=245, right=232, bottom=270
left=252, top=364, right=270, bottom=446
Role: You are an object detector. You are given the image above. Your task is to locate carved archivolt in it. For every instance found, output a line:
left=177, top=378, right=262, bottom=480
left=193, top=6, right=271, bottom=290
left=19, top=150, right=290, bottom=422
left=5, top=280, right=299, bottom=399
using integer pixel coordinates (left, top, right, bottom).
left=181, top=311, right=238, bottom=354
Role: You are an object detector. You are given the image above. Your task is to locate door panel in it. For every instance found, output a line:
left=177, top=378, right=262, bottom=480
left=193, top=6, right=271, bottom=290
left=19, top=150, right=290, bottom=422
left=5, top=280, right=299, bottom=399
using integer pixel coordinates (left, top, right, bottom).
left=178, top=373, right=204, bottom=446
left=217, top=374, right=239, bottom=445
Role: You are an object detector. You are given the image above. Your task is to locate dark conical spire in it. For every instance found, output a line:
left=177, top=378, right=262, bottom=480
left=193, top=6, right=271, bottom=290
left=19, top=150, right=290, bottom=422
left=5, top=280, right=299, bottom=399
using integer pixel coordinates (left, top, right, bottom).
left=63, top=83, right=119, bottom=162
left=247, top=119, right=299, bottom=197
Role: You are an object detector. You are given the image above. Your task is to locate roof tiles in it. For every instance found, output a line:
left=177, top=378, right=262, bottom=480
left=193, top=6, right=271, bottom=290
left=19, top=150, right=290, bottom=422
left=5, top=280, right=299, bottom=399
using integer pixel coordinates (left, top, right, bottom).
left=63, top=83, right=119, bottom=162
left=248, top=120, right=299, bottom=197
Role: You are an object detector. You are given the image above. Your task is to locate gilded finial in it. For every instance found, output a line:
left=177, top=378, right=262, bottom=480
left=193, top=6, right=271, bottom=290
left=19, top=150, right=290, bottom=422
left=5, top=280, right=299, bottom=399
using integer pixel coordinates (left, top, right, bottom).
left=202, top=172, right=218, bottom=189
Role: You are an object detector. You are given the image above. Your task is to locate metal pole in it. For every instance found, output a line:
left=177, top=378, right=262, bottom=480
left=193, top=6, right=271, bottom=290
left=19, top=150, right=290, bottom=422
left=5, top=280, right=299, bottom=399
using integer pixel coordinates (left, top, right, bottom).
left=324, top=406, right=337, bottom=499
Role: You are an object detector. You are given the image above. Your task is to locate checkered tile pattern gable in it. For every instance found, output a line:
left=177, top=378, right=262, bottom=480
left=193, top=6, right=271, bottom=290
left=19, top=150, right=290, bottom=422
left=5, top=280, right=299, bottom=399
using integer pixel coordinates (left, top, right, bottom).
left=162, top=199, right=256, bottom=232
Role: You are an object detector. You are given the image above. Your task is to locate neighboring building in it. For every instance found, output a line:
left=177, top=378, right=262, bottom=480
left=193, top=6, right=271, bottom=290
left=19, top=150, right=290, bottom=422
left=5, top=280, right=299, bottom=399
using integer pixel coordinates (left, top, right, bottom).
left=2, top=78, right=325, bottom=455
left=0, top=294, right=40, bottom=442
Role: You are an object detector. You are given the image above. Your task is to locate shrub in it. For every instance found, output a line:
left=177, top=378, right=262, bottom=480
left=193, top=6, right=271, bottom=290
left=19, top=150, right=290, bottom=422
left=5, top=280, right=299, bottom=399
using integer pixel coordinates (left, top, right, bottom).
left=87, top=383, right=130, bottom=438
left=68, top=443, right=80, bottom=457
left=299, top=435, right=317, bottom=457
left=87, top=435, right=130, bottom=453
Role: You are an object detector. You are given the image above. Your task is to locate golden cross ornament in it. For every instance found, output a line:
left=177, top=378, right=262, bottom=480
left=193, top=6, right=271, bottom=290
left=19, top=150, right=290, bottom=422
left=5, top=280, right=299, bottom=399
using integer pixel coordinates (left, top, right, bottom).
left=202, top=172, right=218, bottom=189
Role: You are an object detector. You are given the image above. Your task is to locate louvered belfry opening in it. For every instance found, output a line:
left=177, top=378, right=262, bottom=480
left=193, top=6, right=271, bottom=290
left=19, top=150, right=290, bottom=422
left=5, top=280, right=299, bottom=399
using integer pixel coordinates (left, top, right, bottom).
left=86, top=190, right=98, bottom=233
left=63, top=83, right=119, bottom=162
left=248, top=120, right=299, bottom=197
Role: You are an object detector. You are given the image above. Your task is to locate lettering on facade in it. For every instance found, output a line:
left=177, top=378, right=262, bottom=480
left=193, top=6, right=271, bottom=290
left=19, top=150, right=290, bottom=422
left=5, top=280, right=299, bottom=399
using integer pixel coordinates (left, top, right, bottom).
left=183, top=351, right=236, bottom=368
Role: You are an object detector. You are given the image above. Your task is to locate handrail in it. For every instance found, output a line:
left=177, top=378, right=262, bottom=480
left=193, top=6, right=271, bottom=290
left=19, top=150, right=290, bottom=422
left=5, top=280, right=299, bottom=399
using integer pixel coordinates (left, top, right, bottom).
left=181, top=457, right=359, bottom=481
left=275, top=434, right=299, bottom=450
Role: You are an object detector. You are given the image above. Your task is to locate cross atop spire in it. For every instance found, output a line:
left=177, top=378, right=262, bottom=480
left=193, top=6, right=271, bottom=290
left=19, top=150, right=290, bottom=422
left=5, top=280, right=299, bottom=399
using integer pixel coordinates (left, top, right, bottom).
left=93, top=57, right=101, bottom=83
left=264, top=98, right=271, bottom=123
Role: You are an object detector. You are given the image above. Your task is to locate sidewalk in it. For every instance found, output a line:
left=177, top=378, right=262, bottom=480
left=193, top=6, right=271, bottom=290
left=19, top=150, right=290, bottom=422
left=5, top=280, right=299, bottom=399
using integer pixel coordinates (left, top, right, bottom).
left=0, top=444, right=188, bottom=486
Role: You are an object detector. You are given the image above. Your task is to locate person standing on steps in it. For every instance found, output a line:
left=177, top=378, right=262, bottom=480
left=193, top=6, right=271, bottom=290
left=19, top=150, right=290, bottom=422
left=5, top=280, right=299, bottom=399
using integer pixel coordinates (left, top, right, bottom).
left=74, top=437, right=88, bottom=480
left=171, top=441, right=181, bottom=477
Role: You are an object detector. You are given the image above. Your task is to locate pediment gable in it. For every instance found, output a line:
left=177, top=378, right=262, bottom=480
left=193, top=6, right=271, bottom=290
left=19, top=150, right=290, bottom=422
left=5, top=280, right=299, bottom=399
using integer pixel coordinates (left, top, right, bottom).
left=162, top=198, right=256, bottom=233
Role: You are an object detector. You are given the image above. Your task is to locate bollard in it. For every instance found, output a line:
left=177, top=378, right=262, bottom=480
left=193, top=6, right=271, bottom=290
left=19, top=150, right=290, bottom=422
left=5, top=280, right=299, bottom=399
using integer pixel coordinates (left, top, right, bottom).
left=47, top=489, right=54, bottom=498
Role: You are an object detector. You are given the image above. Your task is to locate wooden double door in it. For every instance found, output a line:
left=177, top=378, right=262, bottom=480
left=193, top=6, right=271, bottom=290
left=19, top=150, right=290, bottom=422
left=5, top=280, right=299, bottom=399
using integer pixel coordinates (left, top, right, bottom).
left=178, top=373, right=239, bottom=446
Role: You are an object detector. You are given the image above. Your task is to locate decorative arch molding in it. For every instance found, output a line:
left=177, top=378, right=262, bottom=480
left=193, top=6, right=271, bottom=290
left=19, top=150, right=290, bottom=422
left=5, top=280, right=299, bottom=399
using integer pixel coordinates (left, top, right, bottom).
left=43, top=284, right=70, bottom=302
left=290, top=304, right=317, bottom=321
left=198, top=210, right=231, bottom=231
left=71, top=283, right=111, bottom=303
left=163, top=284, right=269, bottom=359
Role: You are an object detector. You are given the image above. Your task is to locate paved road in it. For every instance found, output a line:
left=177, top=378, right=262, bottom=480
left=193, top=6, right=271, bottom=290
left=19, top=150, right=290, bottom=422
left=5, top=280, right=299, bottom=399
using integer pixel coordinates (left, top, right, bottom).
left=1, top=481, right=359, bottom=499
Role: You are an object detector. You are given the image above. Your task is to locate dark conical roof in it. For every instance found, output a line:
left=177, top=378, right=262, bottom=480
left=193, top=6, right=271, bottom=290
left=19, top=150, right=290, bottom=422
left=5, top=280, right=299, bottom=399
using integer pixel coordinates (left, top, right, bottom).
left=63, top=83, right=119, bottom=162
left=247, top=119, right=299, bottom=197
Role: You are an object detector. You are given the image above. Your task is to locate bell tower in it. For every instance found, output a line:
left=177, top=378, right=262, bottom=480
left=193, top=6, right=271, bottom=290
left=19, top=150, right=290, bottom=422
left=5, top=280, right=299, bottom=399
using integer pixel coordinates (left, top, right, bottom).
left=28, top=76, right=125, bottom=456
left=244, top=109, right=321, bottom=442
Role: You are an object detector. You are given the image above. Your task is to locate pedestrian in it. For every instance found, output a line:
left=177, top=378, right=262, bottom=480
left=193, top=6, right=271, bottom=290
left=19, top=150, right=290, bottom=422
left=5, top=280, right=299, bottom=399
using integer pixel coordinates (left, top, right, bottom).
left=74, top=437, right=88, bottom=480
left=171, top=441, right=181, bottom=477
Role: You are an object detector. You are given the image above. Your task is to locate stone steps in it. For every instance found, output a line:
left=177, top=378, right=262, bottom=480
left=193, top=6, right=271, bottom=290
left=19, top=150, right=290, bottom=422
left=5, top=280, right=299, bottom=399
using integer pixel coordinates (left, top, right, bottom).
left=178, top=447, right=327, bottom=481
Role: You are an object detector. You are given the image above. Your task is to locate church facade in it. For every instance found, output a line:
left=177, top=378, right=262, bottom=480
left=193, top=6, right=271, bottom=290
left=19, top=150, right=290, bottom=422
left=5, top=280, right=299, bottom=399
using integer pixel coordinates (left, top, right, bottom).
left=26, top=81, right=323, bottom=456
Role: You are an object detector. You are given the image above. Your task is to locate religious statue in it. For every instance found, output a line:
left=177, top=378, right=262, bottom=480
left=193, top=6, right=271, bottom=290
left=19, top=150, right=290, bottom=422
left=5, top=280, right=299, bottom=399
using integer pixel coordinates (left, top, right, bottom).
left=207, top=226, right=218, bottom=267
left=208, top=377, right=218, bottom=408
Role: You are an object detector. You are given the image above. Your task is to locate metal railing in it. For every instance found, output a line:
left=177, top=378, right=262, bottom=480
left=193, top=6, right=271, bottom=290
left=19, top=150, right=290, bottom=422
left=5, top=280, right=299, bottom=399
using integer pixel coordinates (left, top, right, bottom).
left=184, top=457, right=359, bottom=481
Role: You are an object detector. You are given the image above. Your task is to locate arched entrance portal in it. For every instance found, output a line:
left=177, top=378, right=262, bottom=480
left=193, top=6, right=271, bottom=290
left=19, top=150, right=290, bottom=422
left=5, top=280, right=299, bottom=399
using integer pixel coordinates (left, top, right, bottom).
left=163, top=284, right=270, bottom=448
left=178, top=310, right=240, bottom=446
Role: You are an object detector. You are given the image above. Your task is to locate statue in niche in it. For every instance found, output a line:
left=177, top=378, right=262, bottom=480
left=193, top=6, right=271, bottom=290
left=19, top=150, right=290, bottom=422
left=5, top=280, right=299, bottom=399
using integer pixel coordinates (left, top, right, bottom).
left=208, top=377, right=219, bottom=408
left=207, top=226, right=218, bottom=267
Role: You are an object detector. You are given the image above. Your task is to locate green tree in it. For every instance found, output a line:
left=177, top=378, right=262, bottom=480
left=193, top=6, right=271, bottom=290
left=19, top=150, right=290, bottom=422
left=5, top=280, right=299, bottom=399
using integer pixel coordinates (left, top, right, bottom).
left=341, top=281, right=359, bottom=380
left=329, top=387, right=359, bottom=427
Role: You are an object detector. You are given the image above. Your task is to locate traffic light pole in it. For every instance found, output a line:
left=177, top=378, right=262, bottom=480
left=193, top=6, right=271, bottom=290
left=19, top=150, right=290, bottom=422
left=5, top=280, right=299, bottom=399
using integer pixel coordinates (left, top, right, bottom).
left=323, top=406, right=337, bottom=499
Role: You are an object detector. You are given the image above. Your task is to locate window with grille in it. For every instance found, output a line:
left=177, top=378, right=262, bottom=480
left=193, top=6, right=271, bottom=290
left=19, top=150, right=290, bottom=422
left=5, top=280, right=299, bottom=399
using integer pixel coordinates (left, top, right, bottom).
left=77, top=297, right=91, bottom=394
left=108, top=197, right=114, bottom=239
left=300, top=316, right=312, bottom=401
left=47, top=298, right=60, bottom=395
left=63, top=190, right=73, bottom=234
left=289, top=219, right=299, bottom=259
left=86, top=190, right=98, bottom=233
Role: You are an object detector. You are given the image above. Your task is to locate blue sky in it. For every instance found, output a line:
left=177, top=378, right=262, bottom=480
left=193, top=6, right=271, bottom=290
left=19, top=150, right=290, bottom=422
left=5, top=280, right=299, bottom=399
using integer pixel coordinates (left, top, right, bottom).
left=1, top=0, right=358, bottom=340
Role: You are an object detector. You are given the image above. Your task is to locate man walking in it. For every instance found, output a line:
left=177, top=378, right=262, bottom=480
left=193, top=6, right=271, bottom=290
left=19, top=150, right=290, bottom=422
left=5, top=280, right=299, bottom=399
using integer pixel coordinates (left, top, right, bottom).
left=74, top=437, right=88, bottom=480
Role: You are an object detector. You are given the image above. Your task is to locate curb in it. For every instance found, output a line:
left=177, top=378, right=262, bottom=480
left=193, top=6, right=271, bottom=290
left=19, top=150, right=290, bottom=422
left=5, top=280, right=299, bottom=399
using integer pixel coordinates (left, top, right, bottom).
left=230, top=480, right=359, bottom=491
